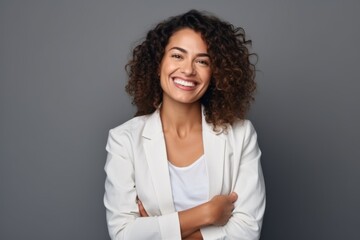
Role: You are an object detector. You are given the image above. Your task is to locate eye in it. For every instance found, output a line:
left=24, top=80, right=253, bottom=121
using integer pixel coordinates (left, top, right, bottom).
left=171, top=54, right=183, bottom=60
left=196, top=59, right=210, bottom=66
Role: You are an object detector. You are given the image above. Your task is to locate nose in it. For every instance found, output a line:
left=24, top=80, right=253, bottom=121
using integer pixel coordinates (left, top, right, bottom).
left=180, top=60, right=196, bottom=76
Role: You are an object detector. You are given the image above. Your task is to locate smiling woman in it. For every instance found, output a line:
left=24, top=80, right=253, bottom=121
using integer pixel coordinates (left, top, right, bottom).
left=104, top=10, right=265, bottom=240
left=160, top=28, right=212, bottom=106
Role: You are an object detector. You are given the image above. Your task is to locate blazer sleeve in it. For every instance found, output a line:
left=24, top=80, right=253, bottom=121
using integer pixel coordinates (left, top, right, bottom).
left=200, top=121, right=266, bottom=240
left=104, top=129, right=182, bottom=240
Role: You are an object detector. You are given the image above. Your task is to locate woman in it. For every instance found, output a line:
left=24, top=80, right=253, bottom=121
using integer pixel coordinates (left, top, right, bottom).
left=104, top=10, right=265, bottom=239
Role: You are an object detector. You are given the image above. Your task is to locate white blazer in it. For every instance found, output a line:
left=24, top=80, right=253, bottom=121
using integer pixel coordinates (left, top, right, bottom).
left=104, top=108, right=266, bottom=240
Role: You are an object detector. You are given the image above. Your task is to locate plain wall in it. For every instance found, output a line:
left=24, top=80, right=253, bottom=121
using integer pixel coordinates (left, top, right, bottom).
left=1, top=1, right=359, bottom=239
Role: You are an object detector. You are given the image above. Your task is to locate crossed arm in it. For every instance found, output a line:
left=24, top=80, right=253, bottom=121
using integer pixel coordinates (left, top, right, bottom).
left=105, top=121, right=265, bottom=239
left=138, top=192, right=238, bottom=239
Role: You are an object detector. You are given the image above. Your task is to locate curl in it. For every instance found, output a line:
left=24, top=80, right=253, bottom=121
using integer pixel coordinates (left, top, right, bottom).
left=125, top=10, right=257, bottom=129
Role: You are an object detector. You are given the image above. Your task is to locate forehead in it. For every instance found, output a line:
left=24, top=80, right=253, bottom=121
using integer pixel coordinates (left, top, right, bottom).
left=166, top=28, right=208, bottom=52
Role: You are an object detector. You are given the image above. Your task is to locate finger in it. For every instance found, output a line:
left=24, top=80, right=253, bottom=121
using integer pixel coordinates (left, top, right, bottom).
left=229, top=192, right=238, bottom=202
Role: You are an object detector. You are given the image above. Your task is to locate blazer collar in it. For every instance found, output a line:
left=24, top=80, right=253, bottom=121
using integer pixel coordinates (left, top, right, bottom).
left=142, top=109, right=175, bottom=214
left=201, top=108, right=226, bottom=198
left=142, top=107, right=226, bottom=214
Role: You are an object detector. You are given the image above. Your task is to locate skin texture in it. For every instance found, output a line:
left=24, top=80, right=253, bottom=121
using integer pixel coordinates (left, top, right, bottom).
left=138, top=28, right=238, bottom=239
left=159, top=28, right=212, bottom=107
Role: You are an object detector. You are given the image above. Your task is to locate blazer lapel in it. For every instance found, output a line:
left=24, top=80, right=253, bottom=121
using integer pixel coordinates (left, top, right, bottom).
left=142, top=110, right=175, bottom=214
left=202, top=109, right=226, bottom=198
left=142, top=107, right=226, bottom=212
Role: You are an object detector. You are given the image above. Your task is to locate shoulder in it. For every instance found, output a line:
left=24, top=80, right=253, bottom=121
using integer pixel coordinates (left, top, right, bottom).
left=225, top=119, right=259, bottom=147
left=109, top=114, right=150, bottom=137
left=230, top=119, right=257, bottom=137
left=207, top=119, right=257, bottom=141
left=106, top=114, right=151, bottom=151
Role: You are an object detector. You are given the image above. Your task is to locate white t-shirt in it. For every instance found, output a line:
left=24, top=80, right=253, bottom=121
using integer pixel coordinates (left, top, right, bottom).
left=168, top=155, right=209, bottom=211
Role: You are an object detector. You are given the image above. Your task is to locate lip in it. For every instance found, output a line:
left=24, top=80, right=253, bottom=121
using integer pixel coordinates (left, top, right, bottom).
left=171, top=76, right=198, bottom=91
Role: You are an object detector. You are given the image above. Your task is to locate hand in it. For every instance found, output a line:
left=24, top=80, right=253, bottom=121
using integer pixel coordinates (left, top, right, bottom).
left=137, top=198, right=149, bottom=217
left=206, top=192, right=238, bottom=226
left=178, top=192, right=237, bottom=238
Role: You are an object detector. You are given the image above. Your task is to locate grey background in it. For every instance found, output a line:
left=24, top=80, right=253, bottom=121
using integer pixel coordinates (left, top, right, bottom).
left=1, top=0, right=359, bottom=239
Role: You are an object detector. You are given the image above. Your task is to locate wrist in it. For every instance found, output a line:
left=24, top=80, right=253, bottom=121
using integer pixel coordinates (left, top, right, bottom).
left=202, top=201, right=214, bottom=225
left=178, top=202, right=213, bottom=237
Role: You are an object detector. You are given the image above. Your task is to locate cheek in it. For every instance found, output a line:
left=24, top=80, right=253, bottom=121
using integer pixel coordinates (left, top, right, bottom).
left=160, top=59, right=177, bottom=74
left=159, top=76, right=167, bottom=89
left=203, top=72, right=212, bottom=85
left=201, top=77, right=211, bottom=93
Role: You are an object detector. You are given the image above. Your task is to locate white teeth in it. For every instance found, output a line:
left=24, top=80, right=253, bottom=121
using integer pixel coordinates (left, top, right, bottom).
left=173, top=78, right=195, bottom=87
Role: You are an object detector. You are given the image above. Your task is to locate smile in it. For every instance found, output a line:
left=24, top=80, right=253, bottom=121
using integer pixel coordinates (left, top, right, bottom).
left=173, top=78, right=196, bottom=87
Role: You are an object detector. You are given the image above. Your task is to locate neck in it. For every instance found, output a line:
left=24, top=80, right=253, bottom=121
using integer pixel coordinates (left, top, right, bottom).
left=160, top=101, right=202, bottom=136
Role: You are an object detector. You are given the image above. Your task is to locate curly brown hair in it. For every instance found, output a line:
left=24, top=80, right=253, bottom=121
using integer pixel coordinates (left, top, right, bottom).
left=125, top=9, right=257, bottom=129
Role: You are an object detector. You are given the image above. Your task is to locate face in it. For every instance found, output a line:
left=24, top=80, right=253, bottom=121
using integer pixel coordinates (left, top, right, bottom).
left=159, top=28, right=212, bottom=105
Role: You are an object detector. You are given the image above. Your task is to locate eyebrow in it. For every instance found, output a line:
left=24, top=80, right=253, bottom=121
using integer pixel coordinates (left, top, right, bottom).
left=169, top=47, right=210, bottom=58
